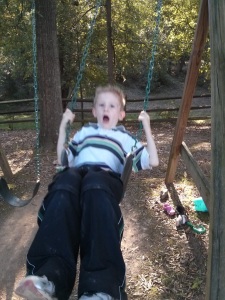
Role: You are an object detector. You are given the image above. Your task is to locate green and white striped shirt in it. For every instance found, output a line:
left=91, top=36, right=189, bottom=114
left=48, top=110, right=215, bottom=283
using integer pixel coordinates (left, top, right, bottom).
left=67, top=123, right=151, bottom=174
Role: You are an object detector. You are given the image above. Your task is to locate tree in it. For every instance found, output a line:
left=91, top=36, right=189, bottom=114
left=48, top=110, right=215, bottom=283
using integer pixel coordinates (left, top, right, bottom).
left=0, top=0, right=210, bottom=102
left=35, top=0, right=63, bottom=148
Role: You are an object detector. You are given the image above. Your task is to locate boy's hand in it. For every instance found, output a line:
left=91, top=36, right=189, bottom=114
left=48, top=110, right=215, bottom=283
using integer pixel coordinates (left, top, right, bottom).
left=61, top=108, right=75, bottom=126
left=138, top=110, right=159, bottom=167
left=138, top=110, right=150, bottom=128
left=57, top=108, right=75, bottom=165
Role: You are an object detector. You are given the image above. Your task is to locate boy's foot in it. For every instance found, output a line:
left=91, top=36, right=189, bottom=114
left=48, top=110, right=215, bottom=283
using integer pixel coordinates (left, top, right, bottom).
left=15, top=275, right=56, bottom=300
left=79, top=292, right=114, bottom=300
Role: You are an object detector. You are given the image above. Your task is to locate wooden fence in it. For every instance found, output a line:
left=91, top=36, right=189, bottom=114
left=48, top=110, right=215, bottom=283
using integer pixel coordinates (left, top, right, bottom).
left=0, top=94, right=211, bottom=126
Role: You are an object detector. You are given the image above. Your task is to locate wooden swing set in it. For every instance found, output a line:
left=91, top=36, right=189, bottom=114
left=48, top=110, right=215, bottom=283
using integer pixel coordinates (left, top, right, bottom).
left=164, top=0, right=225, bottom=298
left=165, top=0, right=210, bottom=207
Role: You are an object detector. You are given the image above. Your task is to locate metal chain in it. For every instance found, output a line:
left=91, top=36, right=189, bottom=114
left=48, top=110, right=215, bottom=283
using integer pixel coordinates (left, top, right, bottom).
left=133, top=0, right=163, bottom=148
left=31, top=0, right=41, bottom=182
left=70, top=0, right=102, bottom=109
left=65, top=0, right=102, bottom=144
left=144, top=0, right=163, bottom=111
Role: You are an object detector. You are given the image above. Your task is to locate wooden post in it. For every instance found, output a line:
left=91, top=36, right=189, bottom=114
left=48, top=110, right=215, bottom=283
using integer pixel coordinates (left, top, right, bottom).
left=0, top=142, right=13, bottom=179
left=165, top=0, right=209, bottom=184
left=206, top=1, right=225, bottom=298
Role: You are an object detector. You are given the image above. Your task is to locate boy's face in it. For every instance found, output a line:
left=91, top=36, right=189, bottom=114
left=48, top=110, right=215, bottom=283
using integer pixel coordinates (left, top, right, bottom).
left=92, top=92, right=125, bottom=129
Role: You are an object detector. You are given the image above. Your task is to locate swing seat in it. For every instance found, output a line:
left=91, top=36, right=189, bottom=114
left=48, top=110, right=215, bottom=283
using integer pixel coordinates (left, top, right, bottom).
left=121, top=153, right=134, bottom=195
left=0, top=177, right=40, bottom=207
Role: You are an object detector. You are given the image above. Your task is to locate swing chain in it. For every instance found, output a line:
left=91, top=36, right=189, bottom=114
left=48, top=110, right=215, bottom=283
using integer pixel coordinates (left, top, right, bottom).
left=65, top=0, right=102, bottom=146
left=31, top=0, right=41, bottom=182
left=144, top=0, right=163, bottom=111
left=134, top=0, right=163, bottom=148
left=70, top=0, right=102, bottom=110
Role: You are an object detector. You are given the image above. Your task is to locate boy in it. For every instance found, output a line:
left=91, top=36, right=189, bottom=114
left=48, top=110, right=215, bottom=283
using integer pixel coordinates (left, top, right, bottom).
left=15, top=85, right=159, bottom=300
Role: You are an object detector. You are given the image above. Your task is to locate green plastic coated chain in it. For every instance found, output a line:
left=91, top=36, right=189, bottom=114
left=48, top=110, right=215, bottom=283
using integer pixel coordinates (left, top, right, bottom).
left=133, top=0, right=163, bottom=149
left=65, top=0, right=102, bottom=145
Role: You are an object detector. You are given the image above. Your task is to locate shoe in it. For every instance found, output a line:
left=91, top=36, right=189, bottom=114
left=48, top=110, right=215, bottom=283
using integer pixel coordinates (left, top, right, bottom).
left=15, top=275, right=56, bottom=300
left=79, top=292, right=114, bottom=300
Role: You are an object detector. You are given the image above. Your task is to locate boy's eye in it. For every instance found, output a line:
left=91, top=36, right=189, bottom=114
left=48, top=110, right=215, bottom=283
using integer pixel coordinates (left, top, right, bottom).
left=110, top=104, right=115, bottom=108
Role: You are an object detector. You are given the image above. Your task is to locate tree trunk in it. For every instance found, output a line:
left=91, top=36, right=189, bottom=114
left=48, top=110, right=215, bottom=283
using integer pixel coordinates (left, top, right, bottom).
left=105, top=0, right=115, bottom=84
left=35, top=0, right=63, bottom=149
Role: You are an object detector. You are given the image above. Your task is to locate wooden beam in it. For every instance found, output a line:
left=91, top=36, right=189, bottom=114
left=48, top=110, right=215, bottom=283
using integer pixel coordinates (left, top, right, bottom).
left=0, top=142, right=13, bottom=179
left=206, top=0, right=225, bottom=298
left=180, top=142, right=210, bottom=209
left=165, top=0, right=209, bottom=184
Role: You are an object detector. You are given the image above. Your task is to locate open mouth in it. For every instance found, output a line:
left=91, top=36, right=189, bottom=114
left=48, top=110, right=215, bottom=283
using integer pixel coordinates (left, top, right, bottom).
left=103, top=115, right=109, bottom=122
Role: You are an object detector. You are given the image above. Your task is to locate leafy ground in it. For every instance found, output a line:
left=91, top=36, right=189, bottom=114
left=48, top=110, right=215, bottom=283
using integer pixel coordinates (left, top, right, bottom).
left=0, top=76, right=211, bottom=300
left=0, top=118, right=211, bottom=300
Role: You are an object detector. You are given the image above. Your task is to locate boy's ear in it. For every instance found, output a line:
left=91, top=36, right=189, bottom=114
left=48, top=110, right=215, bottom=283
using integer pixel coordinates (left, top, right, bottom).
left=119, top=110, right=125, bottom=121
left=92, top=107, right=96, bottom=117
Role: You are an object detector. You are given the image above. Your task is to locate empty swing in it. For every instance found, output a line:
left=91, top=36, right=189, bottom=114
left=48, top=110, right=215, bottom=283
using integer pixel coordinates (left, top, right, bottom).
left=0, top=0, right=40, bottom=207
left=59, top=0, right=163, bottom=195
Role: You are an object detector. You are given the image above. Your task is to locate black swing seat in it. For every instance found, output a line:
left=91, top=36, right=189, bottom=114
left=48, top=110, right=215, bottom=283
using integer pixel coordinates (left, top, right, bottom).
left=0, top=177, right=40, bottom=207
left=60, top=150, right=133, bottom=196
left=121, top=152, right=134, bottom=195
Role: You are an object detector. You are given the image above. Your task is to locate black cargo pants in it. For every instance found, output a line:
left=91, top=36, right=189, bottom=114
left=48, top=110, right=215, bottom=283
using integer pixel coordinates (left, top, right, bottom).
left=26, top=166, right=127, bottom=300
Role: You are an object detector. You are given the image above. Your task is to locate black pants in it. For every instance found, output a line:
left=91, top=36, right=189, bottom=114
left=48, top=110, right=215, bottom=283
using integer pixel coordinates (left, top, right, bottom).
left=26, top=167, right=127, bottom=300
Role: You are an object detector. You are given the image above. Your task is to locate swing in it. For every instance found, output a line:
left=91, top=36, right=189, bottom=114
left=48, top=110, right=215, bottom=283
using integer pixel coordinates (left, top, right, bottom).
left=0, top=0, right=40, bottom=207
left=59, top=0, right=163, bottom=196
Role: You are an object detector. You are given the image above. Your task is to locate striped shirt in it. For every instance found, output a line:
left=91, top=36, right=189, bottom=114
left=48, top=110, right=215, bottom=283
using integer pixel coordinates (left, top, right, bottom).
left=67, top=123, right=151, bottom=175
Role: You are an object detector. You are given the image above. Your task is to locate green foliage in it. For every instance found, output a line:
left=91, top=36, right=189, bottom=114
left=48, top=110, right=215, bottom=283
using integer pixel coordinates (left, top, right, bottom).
left=161, top=0, right=199, bottom=58
left=191, top=277, right=203, bottom=290
left=160, top=0, right=210, bottom=81
left=0, top=0, right=211, bottom=100
left=0, top=2, right=33, bottom=75
left=0, top=0, right=34, bottom=99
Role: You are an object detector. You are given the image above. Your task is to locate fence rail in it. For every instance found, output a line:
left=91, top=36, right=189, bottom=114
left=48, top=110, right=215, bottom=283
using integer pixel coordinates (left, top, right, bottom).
left=0, top=94, right=211, bottom=126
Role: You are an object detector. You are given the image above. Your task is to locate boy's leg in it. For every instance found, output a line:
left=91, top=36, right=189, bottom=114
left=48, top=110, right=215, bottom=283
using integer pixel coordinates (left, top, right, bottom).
left=78, top=169, right=127, bottom=300
left=26, top=168, right=82, bottom=300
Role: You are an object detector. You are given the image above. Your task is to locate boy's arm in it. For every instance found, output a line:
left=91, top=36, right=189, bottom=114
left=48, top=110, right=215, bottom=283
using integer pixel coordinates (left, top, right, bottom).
left=138, top=110, right=159, bottom=167
left=57, top=108, right=75, bottom=165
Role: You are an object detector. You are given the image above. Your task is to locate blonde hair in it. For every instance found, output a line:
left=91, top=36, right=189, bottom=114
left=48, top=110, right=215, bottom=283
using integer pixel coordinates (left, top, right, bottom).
left=94, top=85, right=126, bottom=109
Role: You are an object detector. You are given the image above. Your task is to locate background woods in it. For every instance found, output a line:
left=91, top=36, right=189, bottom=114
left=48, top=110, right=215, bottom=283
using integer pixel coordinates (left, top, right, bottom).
left=0, top=0, right=210, bottom=147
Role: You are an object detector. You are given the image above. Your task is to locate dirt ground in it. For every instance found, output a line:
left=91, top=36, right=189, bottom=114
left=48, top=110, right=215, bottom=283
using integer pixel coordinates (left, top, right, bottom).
left=0, top=116, right=211, bottom=299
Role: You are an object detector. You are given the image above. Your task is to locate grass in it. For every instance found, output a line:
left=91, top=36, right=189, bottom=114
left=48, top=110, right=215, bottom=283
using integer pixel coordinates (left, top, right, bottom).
left=0, top=112, right=38, bottom=130
left=0, top=122, right=36, bottom=130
